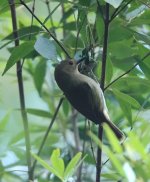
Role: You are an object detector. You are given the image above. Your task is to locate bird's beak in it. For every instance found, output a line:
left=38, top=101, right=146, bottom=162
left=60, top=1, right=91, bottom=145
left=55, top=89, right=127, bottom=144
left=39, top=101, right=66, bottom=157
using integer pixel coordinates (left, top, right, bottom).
left=76, top=57, right=86, bottom=65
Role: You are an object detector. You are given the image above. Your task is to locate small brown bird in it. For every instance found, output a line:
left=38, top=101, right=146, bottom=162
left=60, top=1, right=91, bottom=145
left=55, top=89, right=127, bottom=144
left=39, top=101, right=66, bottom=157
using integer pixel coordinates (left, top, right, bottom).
left=54, top=59, right=124, bottom=140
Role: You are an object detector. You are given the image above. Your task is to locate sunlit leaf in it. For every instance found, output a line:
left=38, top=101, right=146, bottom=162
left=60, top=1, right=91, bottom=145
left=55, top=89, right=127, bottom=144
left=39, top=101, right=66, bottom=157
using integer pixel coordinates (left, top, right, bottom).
left=32, top=153, right=64, bottom=181
left=103, top=123, right=123, bottom=153
left=64, top=152, right=82, bottom=180
left=88, top=131, right=125, bottom=176
left=50, top=149, right=65, bottom=177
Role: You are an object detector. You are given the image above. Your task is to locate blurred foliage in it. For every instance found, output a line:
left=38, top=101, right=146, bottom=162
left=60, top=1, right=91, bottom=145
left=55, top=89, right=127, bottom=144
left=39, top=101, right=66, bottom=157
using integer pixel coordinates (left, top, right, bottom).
left=0, top=0, right=150, bottom=181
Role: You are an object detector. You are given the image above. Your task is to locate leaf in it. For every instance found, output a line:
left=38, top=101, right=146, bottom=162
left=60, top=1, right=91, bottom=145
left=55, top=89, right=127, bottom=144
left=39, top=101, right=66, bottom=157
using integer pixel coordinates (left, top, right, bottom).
left=64, top=152, right=82, bottom=180
left=119, top=99, right=132, bottom=126
left=103, top=123, right=123, bottom=153
left=109, top=41, right=135, bottom=59
left=26, top=108, right=52, bottom=118
left=139, top=62, right=150, bottom=79
left=32, top=153, right=64, bottom=181
left=96, top=14, right=104, bottom=42
left=34, top=60, right=47, bottom=95
left=62, top=99, right=70, bottom=116
left=126, top=5, right=148, bottom=21
left=103, top=0, right=123, bottom=8
left=34, top=36, right=57, bottom=60
left=50, top=149, right=65, bottom=178
left=113, top=89, right=140, bottom=109
left=2, top=41, right=35, bottom=75
left=3, top=26, right=41, bottom=41
left=88, top=131, right=125, bottom=176
left=125, top=132, right=147, bottom=160
left=101, top=173, right=120, bottom=180
left=0, top=113, right=10, bottom=131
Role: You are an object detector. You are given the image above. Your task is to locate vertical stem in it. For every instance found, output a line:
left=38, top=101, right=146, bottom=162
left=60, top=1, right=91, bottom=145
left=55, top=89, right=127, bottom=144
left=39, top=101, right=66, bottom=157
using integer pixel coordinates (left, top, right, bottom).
left=8, top=0, right=32, bottom=180
left=96, top=3, right=110, bottom=182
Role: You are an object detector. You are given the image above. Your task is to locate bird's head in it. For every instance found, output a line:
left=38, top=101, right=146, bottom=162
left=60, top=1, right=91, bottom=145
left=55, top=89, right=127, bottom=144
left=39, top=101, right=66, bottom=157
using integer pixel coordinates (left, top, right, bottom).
left=55, top=59, right=78, bottom=74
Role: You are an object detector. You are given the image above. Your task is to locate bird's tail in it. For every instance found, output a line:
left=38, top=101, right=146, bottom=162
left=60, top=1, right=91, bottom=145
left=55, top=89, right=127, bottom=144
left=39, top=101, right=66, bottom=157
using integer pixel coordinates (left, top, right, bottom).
left=104, top=119, right=125, bottom=140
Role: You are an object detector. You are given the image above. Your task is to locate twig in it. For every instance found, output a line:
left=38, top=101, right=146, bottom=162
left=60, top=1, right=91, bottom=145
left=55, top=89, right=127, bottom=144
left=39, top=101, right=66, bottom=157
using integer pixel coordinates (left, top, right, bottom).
left=45, top=0, right=56, bottom=37
left=88, top=121, right=96, bottom=163
left=8, top=0, right=32, bottom=180
left=110, top=0, right=133, bottom=22
left=104, top=51, right=150, bottom=90
left=74, top=13, right=87, bottom=54
left=96, top=3, right=110, bottom=182
left=31, top=97, right=64, bottom=177
left=19, top=0, right=70, bottom=58
left=61, top=3, right=66, bottom=39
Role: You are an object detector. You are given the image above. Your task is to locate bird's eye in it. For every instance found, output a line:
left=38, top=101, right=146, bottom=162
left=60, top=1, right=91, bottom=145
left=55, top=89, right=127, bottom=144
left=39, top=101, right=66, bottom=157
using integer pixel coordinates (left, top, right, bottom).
left=69, top=61, right=73, bottom=65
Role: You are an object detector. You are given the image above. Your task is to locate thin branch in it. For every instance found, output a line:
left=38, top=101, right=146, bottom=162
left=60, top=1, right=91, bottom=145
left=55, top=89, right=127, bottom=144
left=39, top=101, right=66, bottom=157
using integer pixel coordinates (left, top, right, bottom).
left=74, top=14, right=87, bottom=54
left=110, top=0, right=134, bottom=22
left=88, top=121, right=96, bottom=163
left=45, top=0, right=56, bottom=37
left=96, top=3, right=110, bottom=182
left=138, top=0, right=150, bottom=8
left=61, top=3, right=66, bottom=39
left=29, top=0, right=35, bottom=40
left=104, top=51, right=150, bottom=90
left=19, top=0, right=70, bottom=58
left=31, top=97, right=64, bottom=176
left=8, top=0, right=32, bottom=180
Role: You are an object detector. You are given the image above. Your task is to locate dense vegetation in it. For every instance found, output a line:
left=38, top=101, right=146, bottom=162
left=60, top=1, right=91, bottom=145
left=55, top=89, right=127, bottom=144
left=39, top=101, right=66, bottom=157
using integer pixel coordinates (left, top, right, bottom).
left=0, top=0, right=150, bottom=181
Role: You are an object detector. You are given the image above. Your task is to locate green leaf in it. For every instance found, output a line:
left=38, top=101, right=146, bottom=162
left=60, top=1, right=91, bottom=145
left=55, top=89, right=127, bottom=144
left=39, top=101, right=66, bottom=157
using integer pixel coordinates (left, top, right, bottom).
left=109, top=41, right=135, bottom=59
left=139, top=62, right=150, bottom=79
left=26, top=108, right=52, bottom=118
left=0, top=0, right=9, bottom=15
left=101, top=173, right=121, bottom=180
left=88, top=131, right=125, bottom=176
left=103, top=0, right=123, bottom=8
left=96, top=15, right=104, bottom=42
left=113, top=89, right=140, bottom=109
left=3, top=26, right=41, bottom=41
left=103, top=123, right=123, bottom=153
left=34, top=36, right=57, bottom=60
left=2, top=41, right=35, bottom=75
left=50, top=149, right=65, bottom=178
left=32, top=153, right=64, bottom=181
left=125, top=132, right=147, bottom=159
left=34, top=60, right=47, bottom=95
left=0, top=113, right=9, bottom=131
left=64, top=152, right=82, bottom=180
left=119, top=99, right=132, bottom=126
left=62, top=99, right=70, bottom=116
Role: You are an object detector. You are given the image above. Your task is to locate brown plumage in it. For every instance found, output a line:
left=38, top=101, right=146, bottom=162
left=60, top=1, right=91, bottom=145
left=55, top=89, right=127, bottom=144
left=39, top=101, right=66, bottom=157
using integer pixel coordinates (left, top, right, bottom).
left=54, top=59, right=124, bottom=140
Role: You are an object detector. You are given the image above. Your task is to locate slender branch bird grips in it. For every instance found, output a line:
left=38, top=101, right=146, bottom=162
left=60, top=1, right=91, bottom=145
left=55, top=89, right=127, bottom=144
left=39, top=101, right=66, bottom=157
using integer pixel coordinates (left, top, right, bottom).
left=54, top=59, right=124, bottom=140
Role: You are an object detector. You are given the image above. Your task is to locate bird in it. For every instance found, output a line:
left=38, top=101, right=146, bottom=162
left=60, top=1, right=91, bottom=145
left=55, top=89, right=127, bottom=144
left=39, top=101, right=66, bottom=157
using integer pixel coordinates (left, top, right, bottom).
left=54, top=59, right=124, bottom=140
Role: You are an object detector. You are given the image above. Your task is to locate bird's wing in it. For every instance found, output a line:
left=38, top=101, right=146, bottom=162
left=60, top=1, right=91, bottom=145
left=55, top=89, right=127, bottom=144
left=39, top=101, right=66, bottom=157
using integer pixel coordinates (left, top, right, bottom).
left=65, top=80, right=107, bottom=124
